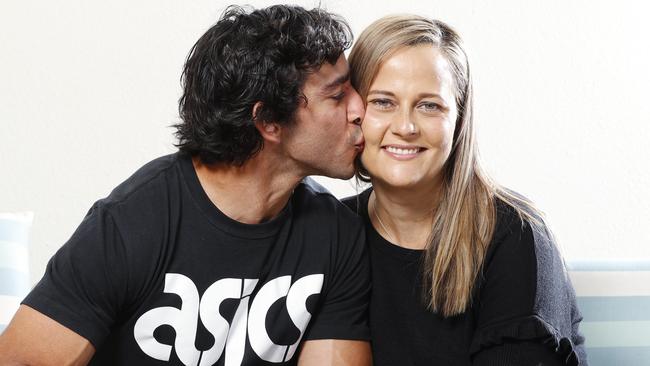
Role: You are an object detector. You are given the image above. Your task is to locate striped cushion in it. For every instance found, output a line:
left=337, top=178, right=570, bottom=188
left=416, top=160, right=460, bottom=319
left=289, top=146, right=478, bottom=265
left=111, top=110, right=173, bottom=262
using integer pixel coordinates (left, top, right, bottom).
left=0, top=212, right=33, bottom=333
left=568, top=260, right=650, bottom=365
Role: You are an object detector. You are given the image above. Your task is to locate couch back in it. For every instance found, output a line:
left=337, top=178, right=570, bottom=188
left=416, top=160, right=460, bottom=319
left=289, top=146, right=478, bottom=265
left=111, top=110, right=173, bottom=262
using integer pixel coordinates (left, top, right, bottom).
left=569, top=260, right=650, bottom=365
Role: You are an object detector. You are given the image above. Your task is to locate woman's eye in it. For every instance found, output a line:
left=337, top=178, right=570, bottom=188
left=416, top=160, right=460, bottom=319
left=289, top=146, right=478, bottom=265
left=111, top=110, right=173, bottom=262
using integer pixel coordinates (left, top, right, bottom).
left=419, top=102, right=441, bottom=112
left=369, top=99, right=393, bottom=109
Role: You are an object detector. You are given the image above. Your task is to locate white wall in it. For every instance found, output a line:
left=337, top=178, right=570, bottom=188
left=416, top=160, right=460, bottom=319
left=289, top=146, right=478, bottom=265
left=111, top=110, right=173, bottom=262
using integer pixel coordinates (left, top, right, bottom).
left=1, top=0, right=648, bottom=283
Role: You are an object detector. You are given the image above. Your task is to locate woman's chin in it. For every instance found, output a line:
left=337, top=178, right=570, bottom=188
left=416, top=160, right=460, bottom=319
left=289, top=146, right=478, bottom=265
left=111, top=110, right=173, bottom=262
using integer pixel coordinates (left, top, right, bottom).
left=372, top=174, right=430, bottom=190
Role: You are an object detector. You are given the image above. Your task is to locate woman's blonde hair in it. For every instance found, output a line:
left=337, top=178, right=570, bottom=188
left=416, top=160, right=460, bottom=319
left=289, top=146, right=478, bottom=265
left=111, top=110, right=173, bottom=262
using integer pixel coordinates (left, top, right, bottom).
left=349, top=15, right=542, bottom=317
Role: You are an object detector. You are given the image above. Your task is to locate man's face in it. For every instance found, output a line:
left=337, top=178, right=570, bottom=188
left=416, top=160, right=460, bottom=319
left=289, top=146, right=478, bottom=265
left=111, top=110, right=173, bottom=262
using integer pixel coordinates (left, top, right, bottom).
left=282, top=54, right=365, bottom=179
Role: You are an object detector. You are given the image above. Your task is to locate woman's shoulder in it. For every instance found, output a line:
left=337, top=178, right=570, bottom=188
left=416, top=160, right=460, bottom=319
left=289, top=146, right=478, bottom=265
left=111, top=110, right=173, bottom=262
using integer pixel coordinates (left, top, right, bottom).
left=488, top=195, right=558, bottom=269
left=479, top=197, right=543, bottom=316
left=474, top=194, right=585, bottom=365
left=481, top=194, right=580, bottom=324
left=485, top=195, right=567, bottom=292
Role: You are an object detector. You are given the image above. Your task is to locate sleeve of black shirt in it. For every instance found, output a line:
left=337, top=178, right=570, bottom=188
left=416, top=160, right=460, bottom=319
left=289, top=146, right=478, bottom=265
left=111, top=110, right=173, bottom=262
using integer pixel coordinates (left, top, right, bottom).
left=469, top=206, right=586, bottom=365
left=473, top=341, right=568, bottom=366
left=21, top=203, right=129, bottom=348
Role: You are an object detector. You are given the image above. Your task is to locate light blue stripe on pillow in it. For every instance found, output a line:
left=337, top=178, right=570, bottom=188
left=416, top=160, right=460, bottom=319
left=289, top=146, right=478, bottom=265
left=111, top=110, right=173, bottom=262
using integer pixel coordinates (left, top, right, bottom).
left=580, top=320, right=650, bottom=348
left=0, top=268, right=30, bottom=297
left=586, top=346, right=650, bottom=366
left=569, top=260, right=650, bottom=365
left=577, top=296, right=650, bottom=322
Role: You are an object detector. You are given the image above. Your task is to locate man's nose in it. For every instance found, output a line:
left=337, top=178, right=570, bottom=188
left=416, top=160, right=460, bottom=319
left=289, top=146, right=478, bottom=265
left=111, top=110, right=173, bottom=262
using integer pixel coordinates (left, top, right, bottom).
left=347, top=88, right=365, bottom=124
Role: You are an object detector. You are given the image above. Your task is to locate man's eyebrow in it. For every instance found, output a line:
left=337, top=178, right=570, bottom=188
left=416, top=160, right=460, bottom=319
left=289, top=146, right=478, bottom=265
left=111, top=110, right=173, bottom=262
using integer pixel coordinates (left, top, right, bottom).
left=323, top=70, right=350, bottom=91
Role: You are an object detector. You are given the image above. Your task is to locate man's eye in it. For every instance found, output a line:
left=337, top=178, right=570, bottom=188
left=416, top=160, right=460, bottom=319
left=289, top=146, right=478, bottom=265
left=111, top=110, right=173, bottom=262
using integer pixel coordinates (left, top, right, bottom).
left=332, top=92, right=345, bottom=101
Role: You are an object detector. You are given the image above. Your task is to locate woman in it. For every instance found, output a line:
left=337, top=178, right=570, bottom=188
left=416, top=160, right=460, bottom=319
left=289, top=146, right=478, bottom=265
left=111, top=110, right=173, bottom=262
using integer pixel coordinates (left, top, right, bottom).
left=345, top=15, right=587, bottom=365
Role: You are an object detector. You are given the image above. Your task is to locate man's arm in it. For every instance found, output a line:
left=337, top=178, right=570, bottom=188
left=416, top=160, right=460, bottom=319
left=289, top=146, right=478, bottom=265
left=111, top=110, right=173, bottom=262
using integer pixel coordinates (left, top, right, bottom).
left=298, top=339, right=371, bottom=366
left=0, top=305, right=95, bottom=366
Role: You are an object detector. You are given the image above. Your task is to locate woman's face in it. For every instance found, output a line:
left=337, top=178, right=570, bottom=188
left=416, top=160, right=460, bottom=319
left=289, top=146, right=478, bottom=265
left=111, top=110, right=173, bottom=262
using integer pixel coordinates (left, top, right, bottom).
left=360, top=45, right=458, bottom=190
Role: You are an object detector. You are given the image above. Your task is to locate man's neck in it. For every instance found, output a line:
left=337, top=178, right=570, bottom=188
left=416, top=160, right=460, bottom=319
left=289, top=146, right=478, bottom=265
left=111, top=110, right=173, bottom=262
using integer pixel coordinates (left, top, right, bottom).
left=192, top=153, right=303, bottom=224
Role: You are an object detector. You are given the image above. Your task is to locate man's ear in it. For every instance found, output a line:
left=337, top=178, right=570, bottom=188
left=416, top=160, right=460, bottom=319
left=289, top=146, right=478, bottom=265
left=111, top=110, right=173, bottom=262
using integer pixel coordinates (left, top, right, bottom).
left=252, top=102, right=281, bottom=143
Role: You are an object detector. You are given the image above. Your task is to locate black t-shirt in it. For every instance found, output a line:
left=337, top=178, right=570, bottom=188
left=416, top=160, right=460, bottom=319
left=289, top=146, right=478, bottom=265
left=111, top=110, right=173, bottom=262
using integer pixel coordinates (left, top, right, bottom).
left=23, top=152, right=370, bottom=365
left=343, top=188, right=587, bottom=366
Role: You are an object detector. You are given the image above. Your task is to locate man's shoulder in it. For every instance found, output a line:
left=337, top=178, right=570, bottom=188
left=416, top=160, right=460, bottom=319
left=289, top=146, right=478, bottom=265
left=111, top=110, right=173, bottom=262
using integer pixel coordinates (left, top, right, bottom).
left=292, top=177, right=361, bottom=224
left=100, top=153, right=182, bottom=208
left=83, top=153, right=187, bottom=232
left=293, top=177, right=340, bottom=211
left=299, top=177, right=331, bottom=196
left=39, top=154, right=185, bottom=255
left=340, top=186, right=371, bottom=214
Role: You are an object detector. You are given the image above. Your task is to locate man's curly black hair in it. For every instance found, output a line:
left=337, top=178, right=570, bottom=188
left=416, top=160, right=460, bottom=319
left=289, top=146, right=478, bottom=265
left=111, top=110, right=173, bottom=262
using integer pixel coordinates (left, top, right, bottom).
left=175, top=5, right=353, bottom=165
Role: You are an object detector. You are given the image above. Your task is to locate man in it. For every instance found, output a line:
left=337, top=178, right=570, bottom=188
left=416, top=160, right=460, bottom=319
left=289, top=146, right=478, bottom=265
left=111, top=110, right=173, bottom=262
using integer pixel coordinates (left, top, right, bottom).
left=0, top=5, right=370, bottom=365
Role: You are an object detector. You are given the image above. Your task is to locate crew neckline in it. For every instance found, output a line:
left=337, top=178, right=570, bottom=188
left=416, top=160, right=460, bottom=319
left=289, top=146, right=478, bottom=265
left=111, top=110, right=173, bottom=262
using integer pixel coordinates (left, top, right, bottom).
left=357, top=187, right=424, bottom=262
left=178, top=152, right=292, bottom=239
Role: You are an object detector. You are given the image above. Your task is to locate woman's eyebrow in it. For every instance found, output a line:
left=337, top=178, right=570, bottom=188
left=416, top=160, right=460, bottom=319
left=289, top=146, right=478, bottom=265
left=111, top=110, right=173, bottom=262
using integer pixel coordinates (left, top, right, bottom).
left=367, top=90, right=395, bottom=97
left=368, top=90, right=445, bottom=100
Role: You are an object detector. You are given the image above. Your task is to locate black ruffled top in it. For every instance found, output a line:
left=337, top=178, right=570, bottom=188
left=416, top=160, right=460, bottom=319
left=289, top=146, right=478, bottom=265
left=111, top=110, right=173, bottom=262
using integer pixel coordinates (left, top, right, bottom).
left=343, top=189, right=588, bottom=366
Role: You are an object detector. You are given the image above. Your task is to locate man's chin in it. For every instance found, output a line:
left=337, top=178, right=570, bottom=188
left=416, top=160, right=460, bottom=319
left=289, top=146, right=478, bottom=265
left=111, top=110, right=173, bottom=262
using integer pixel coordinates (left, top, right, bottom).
left=333, top=166, right=356, bottom=180
left=317, top=166, right=355, bottom=181
left=337, top=171, right=355, bottom=180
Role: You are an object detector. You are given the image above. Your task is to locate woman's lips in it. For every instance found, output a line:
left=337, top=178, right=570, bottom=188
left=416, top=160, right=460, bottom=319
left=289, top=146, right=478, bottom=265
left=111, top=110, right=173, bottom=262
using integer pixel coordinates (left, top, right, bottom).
left=382, top=145, right=425, bottom=160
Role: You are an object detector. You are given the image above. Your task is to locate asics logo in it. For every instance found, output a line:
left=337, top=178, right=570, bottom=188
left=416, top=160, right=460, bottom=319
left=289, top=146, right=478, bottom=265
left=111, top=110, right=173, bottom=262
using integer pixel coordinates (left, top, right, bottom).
left=134, top=273, right=324, bottom=366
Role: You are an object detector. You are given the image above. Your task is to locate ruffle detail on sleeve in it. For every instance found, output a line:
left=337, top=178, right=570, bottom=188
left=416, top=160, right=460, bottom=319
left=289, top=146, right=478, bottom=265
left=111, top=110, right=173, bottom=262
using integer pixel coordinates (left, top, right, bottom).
left=470, top=314, right=581, bottom=365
